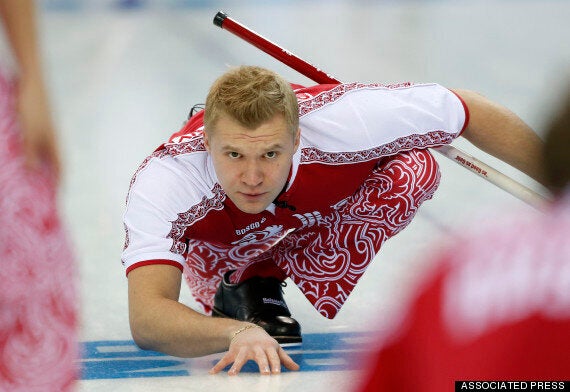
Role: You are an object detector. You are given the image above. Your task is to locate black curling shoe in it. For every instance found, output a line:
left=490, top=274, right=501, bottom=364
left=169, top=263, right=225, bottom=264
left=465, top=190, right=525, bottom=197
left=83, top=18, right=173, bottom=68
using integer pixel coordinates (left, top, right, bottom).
left=212, top=271, right=302, bottom=344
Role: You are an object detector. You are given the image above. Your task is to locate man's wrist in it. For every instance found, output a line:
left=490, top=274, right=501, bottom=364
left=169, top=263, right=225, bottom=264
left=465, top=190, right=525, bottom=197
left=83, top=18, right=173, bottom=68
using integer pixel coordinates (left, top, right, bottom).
left=230, top=324, right=263, bottom=344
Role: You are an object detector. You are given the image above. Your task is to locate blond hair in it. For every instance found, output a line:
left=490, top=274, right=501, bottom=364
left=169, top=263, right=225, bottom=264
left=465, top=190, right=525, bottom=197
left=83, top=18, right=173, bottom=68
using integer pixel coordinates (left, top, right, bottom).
left=204, top=66, right=299, bottom=135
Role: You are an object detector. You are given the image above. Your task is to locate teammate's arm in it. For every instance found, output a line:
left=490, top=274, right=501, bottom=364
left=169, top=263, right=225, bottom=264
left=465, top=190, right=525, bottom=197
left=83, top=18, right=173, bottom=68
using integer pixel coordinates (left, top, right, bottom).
left=453, top=88, right=544, bottom=184
left=127, top=264, right=299, bottom=374
left=0, top=0, right=61, bottom=176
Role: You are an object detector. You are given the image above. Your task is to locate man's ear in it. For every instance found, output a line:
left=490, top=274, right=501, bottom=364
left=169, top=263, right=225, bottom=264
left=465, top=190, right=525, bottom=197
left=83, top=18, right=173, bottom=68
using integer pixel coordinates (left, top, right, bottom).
left=293, top=128, right=301, bottom=151
left=203, top=131, right=211, bottom=151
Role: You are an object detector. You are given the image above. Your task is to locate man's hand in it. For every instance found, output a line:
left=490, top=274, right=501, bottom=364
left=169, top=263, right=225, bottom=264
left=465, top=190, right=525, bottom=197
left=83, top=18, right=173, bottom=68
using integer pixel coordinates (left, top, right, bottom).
left=209, top=324, right=300, bottom=375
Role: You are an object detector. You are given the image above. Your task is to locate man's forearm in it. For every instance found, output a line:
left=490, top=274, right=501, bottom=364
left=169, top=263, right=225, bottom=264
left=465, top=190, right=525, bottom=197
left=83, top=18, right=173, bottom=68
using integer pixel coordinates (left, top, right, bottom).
left=128, top=269, right=247, bottom=357
left=454, top=88, right=545, bottom=184
left=130, top=298, right=229, bottom=357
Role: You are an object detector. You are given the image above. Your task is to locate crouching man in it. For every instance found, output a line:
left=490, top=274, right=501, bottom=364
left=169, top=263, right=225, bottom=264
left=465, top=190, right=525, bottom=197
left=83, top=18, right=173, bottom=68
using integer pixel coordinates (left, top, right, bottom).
left=122, top=66, right=543, bottom=375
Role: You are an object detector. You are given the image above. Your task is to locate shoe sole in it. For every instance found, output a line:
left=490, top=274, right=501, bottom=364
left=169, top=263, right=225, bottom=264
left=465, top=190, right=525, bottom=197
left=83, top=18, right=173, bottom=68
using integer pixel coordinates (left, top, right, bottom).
left=212, top=307, right=302, bottom=345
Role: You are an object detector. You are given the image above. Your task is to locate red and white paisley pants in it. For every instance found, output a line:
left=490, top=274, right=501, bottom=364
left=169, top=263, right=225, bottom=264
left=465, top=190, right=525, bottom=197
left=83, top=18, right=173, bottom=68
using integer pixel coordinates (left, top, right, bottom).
left=0, top=73, right=78, bottom=391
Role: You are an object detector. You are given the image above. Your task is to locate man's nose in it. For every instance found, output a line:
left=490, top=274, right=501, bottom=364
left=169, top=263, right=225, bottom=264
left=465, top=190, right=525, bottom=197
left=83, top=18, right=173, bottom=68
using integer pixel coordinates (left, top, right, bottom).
left=242, top=160, right=263, bottom=186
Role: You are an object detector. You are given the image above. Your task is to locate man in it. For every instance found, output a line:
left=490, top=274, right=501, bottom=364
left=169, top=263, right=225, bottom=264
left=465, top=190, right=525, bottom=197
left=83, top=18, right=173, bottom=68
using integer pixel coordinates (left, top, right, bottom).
left=122, top=65, right=543, bottom=375
left=355, top=88, right=570, bottom=391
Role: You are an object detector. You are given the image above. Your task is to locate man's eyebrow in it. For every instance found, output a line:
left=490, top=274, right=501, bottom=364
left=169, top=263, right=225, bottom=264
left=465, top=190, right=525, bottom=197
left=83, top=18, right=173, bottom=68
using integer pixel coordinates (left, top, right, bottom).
left=264, top=143, right=285, bottom=150
left=220, top=143, right=285, bottom=151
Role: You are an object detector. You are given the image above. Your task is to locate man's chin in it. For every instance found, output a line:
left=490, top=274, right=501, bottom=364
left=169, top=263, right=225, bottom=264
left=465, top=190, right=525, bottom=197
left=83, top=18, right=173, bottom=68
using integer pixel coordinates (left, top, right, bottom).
left=234, top=201, right=270, bottom=215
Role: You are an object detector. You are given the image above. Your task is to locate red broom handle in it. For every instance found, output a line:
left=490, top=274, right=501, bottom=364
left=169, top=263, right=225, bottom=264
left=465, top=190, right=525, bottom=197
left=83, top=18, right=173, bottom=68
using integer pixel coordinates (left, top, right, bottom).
left=214, top=11, right=339, bottom=85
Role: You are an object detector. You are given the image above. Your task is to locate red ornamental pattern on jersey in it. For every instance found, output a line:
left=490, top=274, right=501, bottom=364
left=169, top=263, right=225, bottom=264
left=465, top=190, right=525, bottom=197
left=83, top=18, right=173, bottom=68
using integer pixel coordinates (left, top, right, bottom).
left=301, top=131, right=455, bottom=165
left=0, top=73, right=77, bottom=391
left=123, top=134, right=207, bottom=252
left=297, top=82, right=413, bottom=117
left=168, top=183, right=225, bottom=255
left=126, top=133, right=206, bottom=197
left=180, top=149, right=440, bottom=318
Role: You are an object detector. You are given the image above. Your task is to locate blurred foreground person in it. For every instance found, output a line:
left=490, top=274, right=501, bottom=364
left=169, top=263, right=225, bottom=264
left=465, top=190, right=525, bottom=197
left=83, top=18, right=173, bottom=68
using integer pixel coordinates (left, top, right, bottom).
left=356, top=89, right=570, bottom=391
left=0, top=1, right=78, bottom=391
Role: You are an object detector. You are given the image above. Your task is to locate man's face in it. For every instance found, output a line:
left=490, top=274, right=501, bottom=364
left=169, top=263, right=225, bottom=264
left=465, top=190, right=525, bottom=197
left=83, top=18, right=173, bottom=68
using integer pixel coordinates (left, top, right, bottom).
left=204, top=112, right=300, bottom=214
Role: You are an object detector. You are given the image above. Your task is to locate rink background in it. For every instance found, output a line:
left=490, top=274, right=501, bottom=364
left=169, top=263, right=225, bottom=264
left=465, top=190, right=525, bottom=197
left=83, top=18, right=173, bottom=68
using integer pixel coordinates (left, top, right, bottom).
left=35, top=0, right=569, bottom=390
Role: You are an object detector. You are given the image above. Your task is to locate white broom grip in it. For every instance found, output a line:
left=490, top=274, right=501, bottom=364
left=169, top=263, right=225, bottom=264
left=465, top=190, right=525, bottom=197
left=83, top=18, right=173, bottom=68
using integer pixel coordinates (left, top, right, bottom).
left=433, top=145, right=549, bottom=210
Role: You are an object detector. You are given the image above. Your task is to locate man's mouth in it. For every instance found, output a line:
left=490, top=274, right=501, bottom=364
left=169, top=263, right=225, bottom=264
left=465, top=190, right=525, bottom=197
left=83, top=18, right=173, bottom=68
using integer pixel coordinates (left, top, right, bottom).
left=240, top=192, right=266, bottom=200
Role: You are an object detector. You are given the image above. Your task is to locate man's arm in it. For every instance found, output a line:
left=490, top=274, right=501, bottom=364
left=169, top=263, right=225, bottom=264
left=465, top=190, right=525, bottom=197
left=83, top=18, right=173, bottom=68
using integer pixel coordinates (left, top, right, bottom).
left=127, top=264, right=299, bottom=374
left=453, top=89, right=545, bottom=184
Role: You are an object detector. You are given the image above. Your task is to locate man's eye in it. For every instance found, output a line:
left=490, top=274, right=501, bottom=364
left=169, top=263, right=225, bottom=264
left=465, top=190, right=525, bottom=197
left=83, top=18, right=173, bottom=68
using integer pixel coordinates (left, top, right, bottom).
left=265, top=151, right=277, bottom=158
left=228, top=152, right=240, bottom=158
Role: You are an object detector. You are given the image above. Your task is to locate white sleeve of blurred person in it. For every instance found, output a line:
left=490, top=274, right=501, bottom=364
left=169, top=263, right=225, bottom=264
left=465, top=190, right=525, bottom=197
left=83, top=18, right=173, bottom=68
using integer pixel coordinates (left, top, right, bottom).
left=0, top=0, right=61, bottom=180
left=355, top=88, right=570, bottom=392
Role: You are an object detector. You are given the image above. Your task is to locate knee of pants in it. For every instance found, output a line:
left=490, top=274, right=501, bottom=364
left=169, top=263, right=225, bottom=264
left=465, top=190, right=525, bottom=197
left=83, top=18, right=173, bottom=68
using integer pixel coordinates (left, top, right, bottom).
left=380, top=149, right=441, bottom=198
left=338, top=149, right=440, bottom=222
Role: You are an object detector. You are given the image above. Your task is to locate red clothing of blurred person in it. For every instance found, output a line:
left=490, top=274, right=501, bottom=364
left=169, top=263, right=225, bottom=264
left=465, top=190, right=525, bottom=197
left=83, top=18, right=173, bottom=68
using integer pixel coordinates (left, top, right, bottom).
left=358, top=196, right=570, bottom=391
